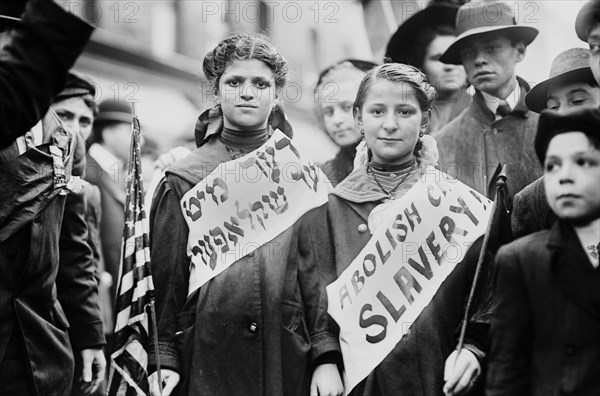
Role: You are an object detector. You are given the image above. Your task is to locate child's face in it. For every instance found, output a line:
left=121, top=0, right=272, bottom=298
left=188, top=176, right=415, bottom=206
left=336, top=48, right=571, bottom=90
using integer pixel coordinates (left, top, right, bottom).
left=544, top=132, right=600, bottom=224
left=218, top=59, right=277, bottom=131
left=546, top=81, right=600, bottom=114
left=319, top=70, right=364, bottom=148
left=356, top=79, right=424, bottom=166
left=587, top=24, right=600, bottom=84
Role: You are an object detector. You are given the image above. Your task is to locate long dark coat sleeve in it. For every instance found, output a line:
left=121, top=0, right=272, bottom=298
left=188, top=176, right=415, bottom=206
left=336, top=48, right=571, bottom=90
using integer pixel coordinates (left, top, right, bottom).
left=58, top=189, right=105, bottom=350
left=0, top=0, right=93, bottom=147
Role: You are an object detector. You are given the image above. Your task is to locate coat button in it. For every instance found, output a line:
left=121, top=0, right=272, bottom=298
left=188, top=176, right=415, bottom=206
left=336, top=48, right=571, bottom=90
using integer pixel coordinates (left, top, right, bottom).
left=358, top=224, right=368, bottom=233
left=249, top=322, right=258, bottom=334
left=565, top=345, right=575, bottom=356
left=7, top=249, right=17, bottom=259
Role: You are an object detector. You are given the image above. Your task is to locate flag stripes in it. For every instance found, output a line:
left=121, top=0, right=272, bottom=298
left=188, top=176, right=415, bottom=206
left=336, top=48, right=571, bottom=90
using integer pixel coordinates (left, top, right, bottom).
left=108, top=113, right=155, bottom=396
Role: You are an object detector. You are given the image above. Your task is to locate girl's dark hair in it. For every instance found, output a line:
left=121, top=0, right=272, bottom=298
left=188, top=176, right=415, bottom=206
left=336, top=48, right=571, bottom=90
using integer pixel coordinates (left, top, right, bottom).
left=316, top=59, right=378, bottom=89
left=203, top=33, right=288, bottom=95
left=408, top=24, right=455, bottom=70
left=354, top=63, right=436, bottom=114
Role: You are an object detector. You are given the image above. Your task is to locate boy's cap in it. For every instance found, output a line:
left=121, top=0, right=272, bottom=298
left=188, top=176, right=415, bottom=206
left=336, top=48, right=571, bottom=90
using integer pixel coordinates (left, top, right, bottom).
left=55, top=72, right=96, bottom=102
left=440, top=1, right=538, bottom=65
left=525, top=48, right=596, bottom=113
left=0, top=0, right=25, bottom=29
left=576, top=0, right=600, bottom=41
left=95, top=100, right=133, bottom=125
left=385, top=3, right=459, bottom=64
left=535, top=107, right=600, bottom=163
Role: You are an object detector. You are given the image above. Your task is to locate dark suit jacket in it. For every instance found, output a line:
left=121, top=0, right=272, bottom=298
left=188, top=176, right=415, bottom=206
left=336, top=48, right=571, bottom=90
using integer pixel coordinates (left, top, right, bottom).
left=487, top=220, right=600, bottom=396
left=0, top=125, right=105, bottom=395
left=84, top=152, right=126, bottom=308
left=511, top=176, right=557, bottom=238
left=0, top=0, right=93, bottom=147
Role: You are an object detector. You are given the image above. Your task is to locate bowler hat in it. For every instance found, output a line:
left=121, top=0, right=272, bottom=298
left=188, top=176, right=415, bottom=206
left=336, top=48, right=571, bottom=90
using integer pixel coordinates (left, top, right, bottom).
left=535, top=107, right=600, bottom=163
left=525, top=48, right=597, bottom=113
left=576, top=0, right=600, bottom=41
left=0, top=0, right=25, bottom=29
left=54, top=72, right=96, bottom=102
left=385, top=3, right=459, bottom=64
left=95, top=100, right=133, bottom=125
left=440, top=1, right=539, bottom=64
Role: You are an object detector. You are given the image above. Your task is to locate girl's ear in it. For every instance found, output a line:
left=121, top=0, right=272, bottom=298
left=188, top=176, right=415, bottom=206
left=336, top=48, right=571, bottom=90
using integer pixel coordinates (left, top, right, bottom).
left=354, top=107, right=363, bottom=130
left=420, top=109, right=432, bottom=131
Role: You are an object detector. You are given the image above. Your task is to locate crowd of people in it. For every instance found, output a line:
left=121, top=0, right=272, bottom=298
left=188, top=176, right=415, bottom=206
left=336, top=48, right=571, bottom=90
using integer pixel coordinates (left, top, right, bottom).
left=0, top=0, right=599, bottom=395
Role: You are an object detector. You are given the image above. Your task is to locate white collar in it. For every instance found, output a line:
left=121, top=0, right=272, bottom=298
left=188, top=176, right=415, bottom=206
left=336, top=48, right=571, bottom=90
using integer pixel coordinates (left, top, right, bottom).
left=482, top=79, right=520, bottom=115
left=88, top=143, right=124, bottom=176
left=16, top=120, right=44, bottom=155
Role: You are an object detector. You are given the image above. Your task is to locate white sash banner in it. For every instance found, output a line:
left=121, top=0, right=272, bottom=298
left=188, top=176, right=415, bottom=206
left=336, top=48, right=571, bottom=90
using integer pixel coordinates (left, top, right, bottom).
left=181, top=129, right=331, bottom=296
left=326, top=167, right=492, bottom=395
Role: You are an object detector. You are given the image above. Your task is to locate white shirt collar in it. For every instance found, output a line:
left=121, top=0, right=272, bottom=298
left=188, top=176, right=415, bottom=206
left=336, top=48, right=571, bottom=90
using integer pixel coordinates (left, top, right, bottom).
left=482, top=79, right=521, bottom=115
left=88, top=143, right=124, bottom=176
left=16, top=120, right=44, bottom=155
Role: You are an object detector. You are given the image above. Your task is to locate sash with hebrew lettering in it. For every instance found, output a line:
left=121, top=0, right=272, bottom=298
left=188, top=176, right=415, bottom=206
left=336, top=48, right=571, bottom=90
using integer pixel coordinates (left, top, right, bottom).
left=181, top=129, right=332, bottom=296
left=326, top=167, right=492, bottom=395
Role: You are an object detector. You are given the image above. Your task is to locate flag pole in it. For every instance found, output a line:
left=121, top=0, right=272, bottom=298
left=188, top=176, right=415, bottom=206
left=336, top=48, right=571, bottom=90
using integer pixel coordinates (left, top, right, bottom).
left=148, top=300, right=163, bottom=395
left=454, top=165, right=508, bottom=358
left=131, top=103, right=163, bottom=395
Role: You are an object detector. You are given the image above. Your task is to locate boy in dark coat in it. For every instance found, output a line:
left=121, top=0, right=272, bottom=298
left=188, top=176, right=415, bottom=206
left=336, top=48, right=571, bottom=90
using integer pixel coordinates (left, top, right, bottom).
left=486, top=108, right=600, bottom=396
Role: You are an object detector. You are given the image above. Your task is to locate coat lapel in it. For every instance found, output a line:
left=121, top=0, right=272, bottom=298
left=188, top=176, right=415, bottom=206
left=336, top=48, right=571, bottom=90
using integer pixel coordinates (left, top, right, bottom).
left=549, top=221, right=600, bottom=323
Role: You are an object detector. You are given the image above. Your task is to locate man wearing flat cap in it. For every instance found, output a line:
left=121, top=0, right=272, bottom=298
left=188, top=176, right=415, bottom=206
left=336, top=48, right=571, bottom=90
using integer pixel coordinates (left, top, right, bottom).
left=511, top=48, right=600, bottom=238
left=85, top=100, right=134, bottom=318
left=435, top=1, right=542, bottom=202
left=487, top=107, right=600, bottom=395
left=0, top=2, right=108, bottom=395
left=576, top=0, right=600, bottom=84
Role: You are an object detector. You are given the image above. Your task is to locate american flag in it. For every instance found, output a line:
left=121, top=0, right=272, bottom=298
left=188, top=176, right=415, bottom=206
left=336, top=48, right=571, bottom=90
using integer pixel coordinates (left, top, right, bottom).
left=108, top=113, right=155, bottom=396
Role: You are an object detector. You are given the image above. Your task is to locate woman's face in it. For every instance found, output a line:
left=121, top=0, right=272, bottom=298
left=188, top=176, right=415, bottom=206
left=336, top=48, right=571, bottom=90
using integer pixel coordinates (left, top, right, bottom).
left=319, top=69, right=364, bottom=148
left=218, top=59, right=277, bottom=131
left=422, top=35, right=467, bottom=94
left=356, top=79, right=424, bottom=166
left=544, top=132, right=600, bottom=223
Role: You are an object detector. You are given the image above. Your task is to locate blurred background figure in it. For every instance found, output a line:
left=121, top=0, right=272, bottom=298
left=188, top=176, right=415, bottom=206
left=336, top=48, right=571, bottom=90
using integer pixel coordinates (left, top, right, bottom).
left=385, top=1, right=470, bottom=134
left=85, top=100, right=134, bottom=325
left=576, top=0, right=600, bottom=84
left=315, top=59, right=377, bottom=186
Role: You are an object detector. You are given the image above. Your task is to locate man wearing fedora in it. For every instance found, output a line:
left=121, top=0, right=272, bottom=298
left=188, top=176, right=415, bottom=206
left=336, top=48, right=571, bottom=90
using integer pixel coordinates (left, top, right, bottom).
left=435, top=1, right=542, bottom=202
left=576, top=0, right=600, bottom=85
left=85, top=100, right=134, bottom=316
left=1, top=1, right=108, bottom=396
left=511, top=48, right=600, bottom=238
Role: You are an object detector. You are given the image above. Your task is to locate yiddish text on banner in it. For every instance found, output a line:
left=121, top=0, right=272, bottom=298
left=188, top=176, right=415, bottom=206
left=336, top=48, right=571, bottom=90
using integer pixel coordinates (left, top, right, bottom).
left=181, top=129, right=331, bottom=296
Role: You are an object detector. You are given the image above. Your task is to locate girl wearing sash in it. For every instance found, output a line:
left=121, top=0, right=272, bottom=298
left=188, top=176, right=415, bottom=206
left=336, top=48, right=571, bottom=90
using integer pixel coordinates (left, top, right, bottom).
left=304, top=63, right=487, bottom=396
left=147, top=33, right=343, bottom=396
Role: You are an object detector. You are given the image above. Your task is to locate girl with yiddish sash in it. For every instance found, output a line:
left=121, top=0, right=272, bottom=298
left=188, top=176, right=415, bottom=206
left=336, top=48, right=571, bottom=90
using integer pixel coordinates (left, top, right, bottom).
left=147, top=33, right=343, bottom=396
left=301, top=64, right=490, bottom=396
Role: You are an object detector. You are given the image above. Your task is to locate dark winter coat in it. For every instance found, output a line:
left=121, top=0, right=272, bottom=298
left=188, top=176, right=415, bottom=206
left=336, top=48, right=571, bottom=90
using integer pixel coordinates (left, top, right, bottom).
left=487, top=220, right=600, bottom=396
left=435, top=78, right=542, bottom=201
left=303, top=162, right=488, bottom=396
left=511, top=177, right=556, bottom=238
left=0, top=112, right=104, bottom=396
left=148, top=132, right=340, bottom=396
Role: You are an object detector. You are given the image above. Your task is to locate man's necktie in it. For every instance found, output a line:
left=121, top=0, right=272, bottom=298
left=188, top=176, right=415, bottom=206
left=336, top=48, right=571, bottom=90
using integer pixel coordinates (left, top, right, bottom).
left=496, top=100, right=512, bottom=118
